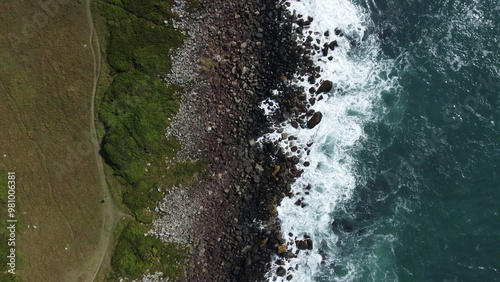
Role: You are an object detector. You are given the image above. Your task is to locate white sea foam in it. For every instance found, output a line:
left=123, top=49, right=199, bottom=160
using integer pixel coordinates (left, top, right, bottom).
left=264, top=0, right=399, bottom=281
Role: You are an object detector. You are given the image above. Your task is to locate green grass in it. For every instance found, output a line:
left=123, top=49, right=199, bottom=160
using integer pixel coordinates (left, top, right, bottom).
left=96, top=0, right=204, bottom=279
left=186, top=0, right=202, bottom=13
left=97, top=1, right=183, bottom=74
left=97, top=0, right=186, bottom=220
left=102, top=0, right=177, bottom=24
left=110, top=220, right=189, bottom=280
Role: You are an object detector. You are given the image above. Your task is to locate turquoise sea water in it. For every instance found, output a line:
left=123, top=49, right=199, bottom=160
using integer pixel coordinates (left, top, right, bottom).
left=357, top=0, right=500, bottom=280
left=266, top=0, right=499, bottom=281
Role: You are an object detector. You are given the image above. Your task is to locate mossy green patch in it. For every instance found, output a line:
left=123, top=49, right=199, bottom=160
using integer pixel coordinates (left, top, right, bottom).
left=186, top=0, right=202, bottom=13
left=110, top=221, right=189, bottom=279
left=97, top=1, right=183, bottom=74
left=103, top=0, right=177, bottom=24
left=97, top=0, right=196, bottom=220
left=96, top=0, right=204, bottom=279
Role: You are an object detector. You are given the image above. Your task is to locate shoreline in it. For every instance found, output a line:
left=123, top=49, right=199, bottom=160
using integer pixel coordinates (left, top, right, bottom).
left=152, top=0, right=312, bottom=280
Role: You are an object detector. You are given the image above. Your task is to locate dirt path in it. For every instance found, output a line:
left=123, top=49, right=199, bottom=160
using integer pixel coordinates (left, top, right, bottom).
left=70, top=0, right=126, bottom=280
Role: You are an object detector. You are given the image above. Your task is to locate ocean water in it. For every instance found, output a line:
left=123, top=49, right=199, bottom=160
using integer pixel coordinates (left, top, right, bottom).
left=264, top=0, right=500, bottom=281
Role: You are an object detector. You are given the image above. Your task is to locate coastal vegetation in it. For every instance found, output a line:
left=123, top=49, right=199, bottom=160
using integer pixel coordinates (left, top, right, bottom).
left=110, top=220, right=189, bottom=280
left=96, top=0, right=202, bottom=279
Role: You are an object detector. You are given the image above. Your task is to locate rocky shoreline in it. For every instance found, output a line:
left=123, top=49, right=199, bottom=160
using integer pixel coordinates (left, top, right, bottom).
left=152, top=0, right=322, bottom=280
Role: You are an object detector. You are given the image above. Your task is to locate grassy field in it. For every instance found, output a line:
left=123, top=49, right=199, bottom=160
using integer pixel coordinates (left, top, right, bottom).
left=0, top=0, right=112, bottom=280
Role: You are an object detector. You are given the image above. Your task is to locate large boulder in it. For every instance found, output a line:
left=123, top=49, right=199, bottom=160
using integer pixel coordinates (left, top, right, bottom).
left=306, top=239, right=313, bottom=250
left=329, top=40, right=339, bottom=50
left=296, top=240, right=308, bottom=250
left=277, top=266, right=287, bottom=277
left=316, top=80, right=333, bottom=94
left=307, top=111, right=323, bottom=128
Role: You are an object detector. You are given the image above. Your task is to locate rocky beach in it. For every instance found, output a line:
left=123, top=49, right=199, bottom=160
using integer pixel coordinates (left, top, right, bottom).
left=149, top=0, right=328, bottom=280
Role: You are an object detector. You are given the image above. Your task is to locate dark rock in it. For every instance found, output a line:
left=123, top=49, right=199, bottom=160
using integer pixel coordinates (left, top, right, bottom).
left=253, top=174, right=260, bottom=183
left=316, top=80, right=333, bottom=94
left=296, top=240, right=308, bottom=250
left=297, top=103, right=307, bottom=113
left=322, top=47, right=328, bottom=56
left=307, top=111, right=323, bottom=129
left=277, top=266, right=287, bottom=277
left=307, top=239, right=313, bottom=250
left=329, top=40, right=338, bottom=50
left=245, top=165, right=253, bottom=174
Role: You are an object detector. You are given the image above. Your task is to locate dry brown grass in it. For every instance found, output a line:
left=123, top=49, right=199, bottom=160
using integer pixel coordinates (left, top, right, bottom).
left=0, top=0, right=113, bottom=280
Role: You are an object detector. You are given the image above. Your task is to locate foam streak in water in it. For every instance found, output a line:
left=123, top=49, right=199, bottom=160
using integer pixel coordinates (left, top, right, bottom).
left=264, top=0, right=398, bottom=281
